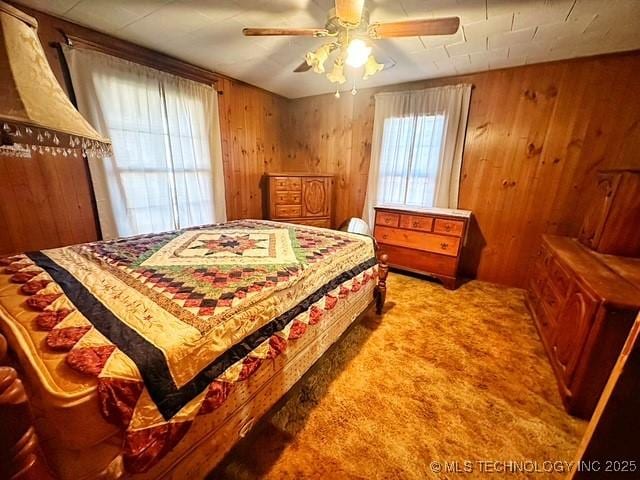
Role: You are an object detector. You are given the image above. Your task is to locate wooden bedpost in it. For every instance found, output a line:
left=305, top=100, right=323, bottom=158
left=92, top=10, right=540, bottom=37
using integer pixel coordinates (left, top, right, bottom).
left=0, top=333, right=54, bottom=480
left=375, top=253, right=389, bottom=315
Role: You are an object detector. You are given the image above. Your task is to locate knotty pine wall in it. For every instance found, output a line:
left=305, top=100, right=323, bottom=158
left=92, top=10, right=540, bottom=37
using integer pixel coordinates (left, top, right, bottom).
left=284, top=51, right=640, bottom=287
left=217, top=77, right=287, bottom=220
left=0, top=147, right=96, bottom=254
left=0, top=4, right=287, bottom=255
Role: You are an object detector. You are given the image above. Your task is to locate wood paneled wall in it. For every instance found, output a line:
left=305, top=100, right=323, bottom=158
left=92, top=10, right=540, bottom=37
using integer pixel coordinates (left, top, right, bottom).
left=0, top=4, right=288, bottom=254
left=284, top=51, right=640, bottom=287
left=217, top=78, right=287, bottom=220
left=0, top=148, right=98, bottom=254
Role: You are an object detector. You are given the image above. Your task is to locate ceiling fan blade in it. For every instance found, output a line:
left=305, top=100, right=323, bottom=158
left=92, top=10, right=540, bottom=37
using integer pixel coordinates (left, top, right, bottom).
left=335, top=0, right=365, bottom=26
left=242, top=27, right=329, bottom=37
left=369, top=17, right=460, bottom=38
left=293, top=60, right=312, bottom=72
left=381, top=58, right=396, bottom=70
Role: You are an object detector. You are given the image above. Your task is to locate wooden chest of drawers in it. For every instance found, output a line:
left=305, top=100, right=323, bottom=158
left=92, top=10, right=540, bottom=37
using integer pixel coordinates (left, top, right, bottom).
left=526, top=235, right=640, bottom=418
left=373, top=206, right=471, bottom=289
left=264, top=173, right=334, bottom=228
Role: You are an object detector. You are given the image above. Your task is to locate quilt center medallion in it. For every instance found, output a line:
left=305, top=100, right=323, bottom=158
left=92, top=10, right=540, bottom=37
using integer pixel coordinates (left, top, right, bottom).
left=141, top=228, right=299, bottom=267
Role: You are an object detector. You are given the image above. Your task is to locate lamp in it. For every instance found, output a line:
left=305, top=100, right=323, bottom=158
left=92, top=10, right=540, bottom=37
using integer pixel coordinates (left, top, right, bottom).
left=0, top=1, right=110, bottom=157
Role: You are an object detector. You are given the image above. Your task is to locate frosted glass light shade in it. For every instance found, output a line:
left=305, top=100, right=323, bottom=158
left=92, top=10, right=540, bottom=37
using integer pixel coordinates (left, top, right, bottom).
left=326, top=60, right=346, bottom=84
left=346, top=39, right=371, bottom=68
left=363, top=54, right=384, bottom=79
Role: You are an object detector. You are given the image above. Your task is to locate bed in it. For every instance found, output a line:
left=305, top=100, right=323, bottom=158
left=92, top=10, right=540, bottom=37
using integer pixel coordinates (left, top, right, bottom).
left=0, top=220, right=388, bottom=479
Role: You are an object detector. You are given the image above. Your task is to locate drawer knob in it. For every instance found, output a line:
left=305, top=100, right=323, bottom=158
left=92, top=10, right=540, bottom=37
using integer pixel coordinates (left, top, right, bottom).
left=412, top=221, right=419, bottom=227
left=440, top=242, right=449, bottom=249
left=444, top=224, right=451, bottom=231
left=382, top=234, right=388, bottom=239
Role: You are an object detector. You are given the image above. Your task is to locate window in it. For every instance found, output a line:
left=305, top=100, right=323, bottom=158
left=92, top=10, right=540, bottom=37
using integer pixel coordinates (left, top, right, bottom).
left=63, top=45, right=227, bottom=239
left=363, top=85, right=471, bottom=228
left=377, top=114, right=445, bottom=208
left=99, top=74, right=215, bottom=235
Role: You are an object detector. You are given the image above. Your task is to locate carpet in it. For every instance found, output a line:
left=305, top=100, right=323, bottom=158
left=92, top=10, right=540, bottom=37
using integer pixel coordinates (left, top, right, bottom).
left=210, top=272, right=586, bottom=479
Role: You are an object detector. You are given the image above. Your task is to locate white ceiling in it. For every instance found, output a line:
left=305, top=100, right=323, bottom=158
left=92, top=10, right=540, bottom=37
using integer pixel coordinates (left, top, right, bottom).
left=17, top=0, right=640, bottom=98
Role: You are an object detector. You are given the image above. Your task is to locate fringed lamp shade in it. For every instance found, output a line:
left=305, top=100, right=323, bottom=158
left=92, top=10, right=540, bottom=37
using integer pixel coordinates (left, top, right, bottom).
left=0, top=1, right=110, bottom=157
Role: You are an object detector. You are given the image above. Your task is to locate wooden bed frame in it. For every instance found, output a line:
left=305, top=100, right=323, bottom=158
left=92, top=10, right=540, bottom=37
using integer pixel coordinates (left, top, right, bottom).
left=0, top=253, right=388, bottom=480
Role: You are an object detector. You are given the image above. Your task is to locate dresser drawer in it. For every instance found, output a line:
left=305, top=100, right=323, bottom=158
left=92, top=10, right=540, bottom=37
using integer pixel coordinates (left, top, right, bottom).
left=549, top=258, right=571, bottom=298
left=541, top=246, right=553, bottom=269
left=540, top=281, right=562, bottom=323
left=274, top=205, right=302, bottom=218
left=528, top=260, right=547, bottom=298
left=377, top=243, right=457, bottom=276
left=272, top=177, right=302, bottom=191
left=274, top=191, right=301, bottom=205
left=433, top=218, right=465, bottom=236
left=375, top=211, right=400, bottom=228
left=374, top=226, right=460, bottom=256
left=399, top=214, right=433, bottom=232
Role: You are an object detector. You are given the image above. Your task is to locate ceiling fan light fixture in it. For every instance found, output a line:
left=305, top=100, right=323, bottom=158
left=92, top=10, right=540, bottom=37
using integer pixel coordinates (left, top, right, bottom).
left=249, top=1, right=460, bottom=94
left=363, top=54, right=384, bottom=80
left=345, top=38, right=371, bottom=68
left=326, top=60, right=346, bottom=84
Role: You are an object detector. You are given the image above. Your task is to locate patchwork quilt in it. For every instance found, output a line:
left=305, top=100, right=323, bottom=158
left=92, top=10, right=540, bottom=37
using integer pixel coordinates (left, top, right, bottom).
left=0, top=220, right=378, bottom=473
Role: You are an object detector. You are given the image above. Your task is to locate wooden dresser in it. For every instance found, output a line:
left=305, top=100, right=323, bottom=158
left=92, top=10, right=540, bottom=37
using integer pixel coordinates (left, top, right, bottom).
left=264, top=173, right=334, bottom=228
left=373, top=205, right=471, bottom=289
left=526, top=235, right=640, bottom=418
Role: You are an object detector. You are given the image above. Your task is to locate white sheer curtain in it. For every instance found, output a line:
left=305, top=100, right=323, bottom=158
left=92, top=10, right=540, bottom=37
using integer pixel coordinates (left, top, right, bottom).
left=62, top=45, right=226, bottom=239
left=363, top=84, right=472, bottom=227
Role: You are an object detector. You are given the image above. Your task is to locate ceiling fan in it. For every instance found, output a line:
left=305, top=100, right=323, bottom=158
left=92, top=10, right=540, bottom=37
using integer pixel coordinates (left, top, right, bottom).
left=243, top=0, right=460, bottom=96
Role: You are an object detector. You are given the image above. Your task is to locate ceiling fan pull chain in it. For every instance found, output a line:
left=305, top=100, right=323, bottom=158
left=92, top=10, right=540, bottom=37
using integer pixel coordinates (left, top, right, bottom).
left=351, top=79, right=357, bottom=96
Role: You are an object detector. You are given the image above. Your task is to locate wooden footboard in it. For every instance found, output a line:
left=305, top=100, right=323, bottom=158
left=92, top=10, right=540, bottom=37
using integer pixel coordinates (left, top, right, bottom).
left=0, top=335, right=54, bottom=480
left=0, top=251, right=388, bottom=480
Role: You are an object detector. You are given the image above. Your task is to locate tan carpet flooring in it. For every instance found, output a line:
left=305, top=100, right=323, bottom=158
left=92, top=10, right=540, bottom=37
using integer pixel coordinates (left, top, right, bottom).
left=211, top=272, right=586, bottom=479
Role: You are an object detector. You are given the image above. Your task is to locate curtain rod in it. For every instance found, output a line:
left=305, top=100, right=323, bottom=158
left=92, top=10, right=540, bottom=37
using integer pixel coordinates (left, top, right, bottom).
left=62, top=33, right=222, bottom=91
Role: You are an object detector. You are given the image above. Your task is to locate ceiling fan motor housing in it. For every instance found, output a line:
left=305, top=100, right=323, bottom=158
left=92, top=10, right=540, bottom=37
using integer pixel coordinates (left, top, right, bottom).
left=326, top=7, right=370, bottom=33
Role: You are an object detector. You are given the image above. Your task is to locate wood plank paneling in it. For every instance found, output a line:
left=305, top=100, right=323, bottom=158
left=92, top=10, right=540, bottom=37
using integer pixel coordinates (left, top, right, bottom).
left=286, top=94, right=355, bottom=227
left=0, top=149, right=98, bottom=254
left=285, top=51, right=640, bottom=287
left=217, top=78, right=287, bottom=220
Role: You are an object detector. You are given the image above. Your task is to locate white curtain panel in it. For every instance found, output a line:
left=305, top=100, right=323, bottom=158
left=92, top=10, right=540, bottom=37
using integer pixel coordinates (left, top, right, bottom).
left=62, top=46, right=227, bottom=239
left=362, top=84, right=472, bottom=228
